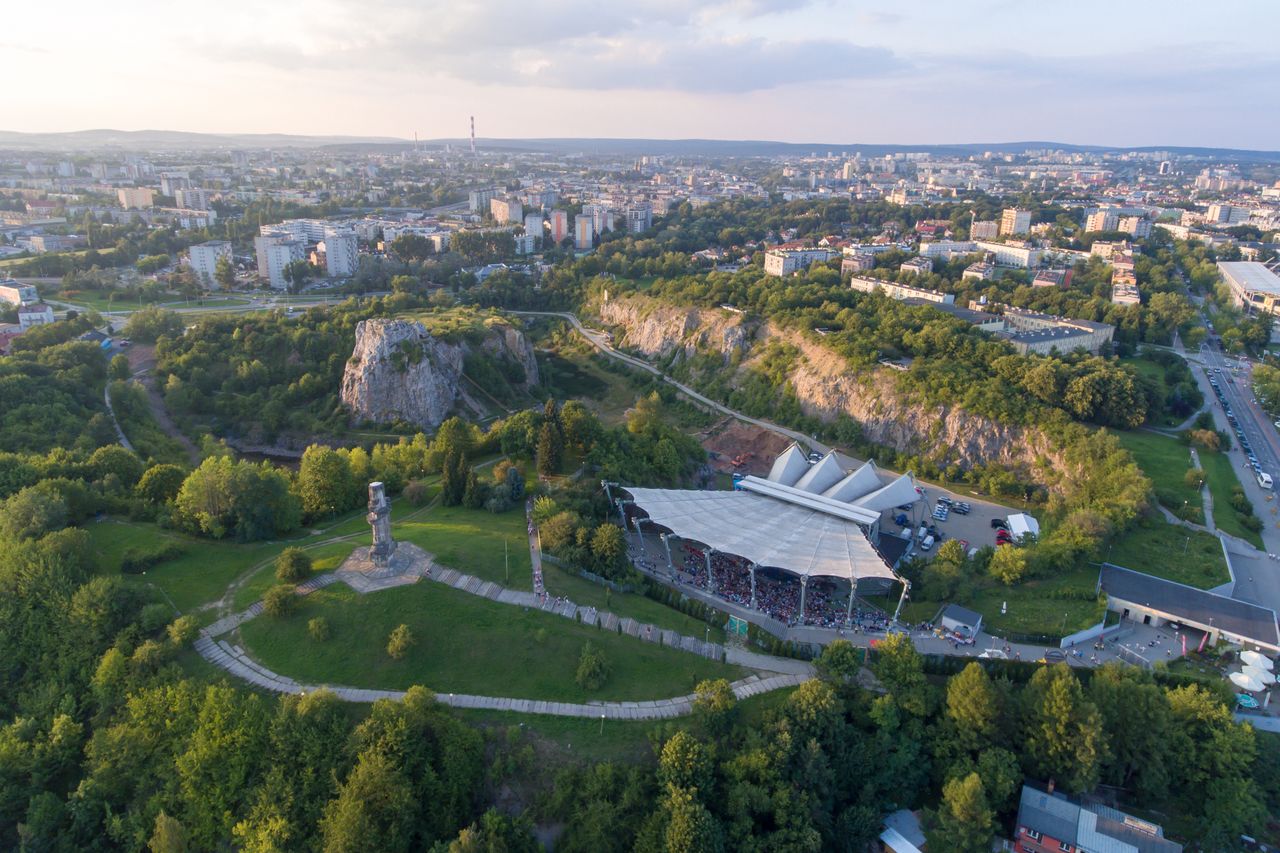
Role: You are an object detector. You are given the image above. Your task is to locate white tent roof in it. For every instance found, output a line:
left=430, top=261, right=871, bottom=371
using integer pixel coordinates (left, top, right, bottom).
left=767, top=445, right=810, bottom=486
left=853, top=473, right=920, bottom=512
left=823, top=461, right=881, bottom=501
left=1007, top=513, right=1040, bottom=539
left=625, top=486, right=897, bottom=583
left=793, top=452, right=845, bottom=494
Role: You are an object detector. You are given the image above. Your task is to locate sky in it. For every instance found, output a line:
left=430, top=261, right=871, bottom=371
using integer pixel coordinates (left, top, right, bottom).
left=5, top=0, right=1278, bottom=148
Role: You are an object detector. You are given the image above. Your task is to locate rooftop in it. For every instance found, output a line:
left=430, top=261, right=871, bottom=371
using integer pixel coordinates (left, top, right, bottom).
left=1218, top=261, right=1280, bottom=296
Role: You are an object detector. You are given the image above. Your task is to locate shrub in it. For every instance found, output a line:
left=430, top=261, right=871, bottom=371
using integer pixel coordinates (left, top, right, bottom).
left=140, top=603, right=173, bottom=634
left=120, top=542, right=186, bottom=574
left=387, top=624, right=414, bottom=659
left=167, top=614, right=200, bottom=646
left=403, top=479, right=430, bottom=507
left=263, top=584, right=298, bottom=618
left=308, top=616, right=331, bottom=642
left=575, top=641, right=611, bottom=691
left=275, top=547, right=313, bottom=583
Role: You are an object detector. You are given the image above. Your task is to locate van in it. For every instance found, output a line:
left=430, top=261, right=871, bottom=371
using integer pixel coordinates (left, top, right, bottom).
left=920, top=534, right=935, bottom=552
left=1259, top=472, right=1273, bottom=490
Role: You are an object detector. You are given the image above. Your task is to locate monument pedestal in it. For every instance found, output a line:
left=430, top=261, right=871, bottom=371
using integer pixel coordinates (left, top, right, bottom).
left=336, top=480, right=433, bottom=591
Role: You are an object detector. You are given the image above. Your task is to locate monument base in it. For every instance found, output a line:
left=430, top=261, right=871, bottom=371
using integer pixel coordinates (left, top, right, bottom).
left=337, top=541, right=433, bottom=583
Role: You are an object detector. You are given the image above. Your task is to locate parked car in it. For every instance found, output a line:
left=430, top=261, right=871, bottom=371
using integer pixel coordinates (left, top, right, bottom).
left=990, top=518, right=1008, bottom=530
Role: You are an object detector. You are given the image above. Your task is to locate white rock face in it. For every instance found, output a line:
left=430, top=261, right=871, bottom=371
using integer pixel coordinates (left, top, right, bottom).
left=340, top=318, right=538, bottom=429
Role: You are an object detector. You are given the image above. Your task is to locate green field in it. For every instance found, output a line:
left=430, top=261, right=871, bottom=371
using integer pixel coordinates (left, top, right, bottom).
left=239, top=580, right=744, bottom=701
left=1116, top=430, right=1202, bottom=521
left=1123, top=355, right=1201, bottom=428
left=1198, top=448, right=1267, bottom=547
left=1106, top=518, right=1230, bottom=588
left=395, top=503, right=534, bottom=591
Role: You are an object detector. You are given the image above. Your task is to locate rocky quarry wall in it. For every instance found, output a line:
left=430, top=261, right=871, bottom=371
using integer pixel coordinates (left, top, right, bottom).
left=340, top=317, right=538, bottom=429
left=598, top=294, right=1052, bottom=473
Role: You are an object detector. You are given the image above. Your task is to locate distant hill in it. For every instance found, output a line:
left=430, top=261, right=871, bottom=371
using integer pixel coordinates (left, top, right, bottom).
left=0, top=128, right=1276, bottom=161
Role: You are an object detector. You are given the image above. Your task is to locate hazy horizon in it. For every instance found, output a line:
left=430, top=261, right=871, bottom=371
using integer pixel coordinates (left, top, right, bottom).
left=7, top=0, right=1279, bottom=149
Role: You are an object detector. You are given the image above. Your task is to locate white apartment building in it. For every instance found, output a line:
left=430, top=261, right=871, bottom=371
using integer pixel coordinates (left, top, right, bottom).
left=970, top=220, right=999, bottom=239
left=849, top=276, right=954, bottom=304
left=160, top=172, right=190, bottom=195
left=764, top=248, right=837, bottom=276
left=1000, top=208, right=1032, bottom=236
left=975, top=240, right=1042, bottom=268
left=321, top=227, right=358, bottom=277
left=254, top=235, right=306, bottom=289
left=523, top=213, right=544, bottom=245
left=900, top=257, right=933, bottom=276
left=117, top=187, right=154, bottom=209
left=188, top=240, right=232, bottom=287
left=918, top=240, right=977, bottom=260
left=625, top=204, right=653, bottom=234
left=1085, top=210, right=1118, bottom=232
left=174, top=187, right=210, bottom=210
left=490, top=197, right=523, bottom=224
left=1117, top=215, right=1152, bottom=238
left=0, top=279, right=39, bottom=306
left=468, top=188, right=498, bottom=213
left=17, top=303, right=55, bottom=330
left=1207, top=204, right=1250, bottom=225
left=262, top=219, right=328, bottom=243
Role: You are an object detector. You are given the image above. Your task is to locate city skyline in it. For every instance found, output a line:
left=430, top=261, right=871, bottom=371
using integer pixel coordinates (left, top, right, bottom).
left=6, top=0, right=1279, bottom=149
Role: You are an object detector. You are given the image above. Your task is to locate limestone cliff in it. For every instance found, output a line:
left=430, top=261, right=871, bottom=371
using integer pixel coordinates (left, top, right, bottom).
left=340, top=318, right=538, bottom=429
left=596, top=294, right=1052, bottom=473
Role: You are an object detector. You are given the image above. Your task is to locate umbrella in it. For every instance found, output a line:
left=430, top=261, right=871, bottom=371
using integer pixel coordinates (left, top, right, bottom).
left=1242, top=650, right=1274, bottom=671
left=1243, top=665, right=1276, bottom=686
left=1237, top=693, right=1260, bottom=710
left=1230, top=672, right=1265, bottom=692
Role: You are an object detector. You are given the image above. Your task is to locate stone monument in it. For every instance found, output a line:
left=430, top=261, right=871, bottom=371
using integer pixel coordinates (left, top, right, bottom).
left=367, top=481, right=397, bottom=567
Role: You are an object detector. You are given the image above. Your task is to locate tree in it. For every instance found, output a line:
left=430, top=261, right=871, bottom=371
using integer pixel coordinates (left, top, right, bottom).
left=663, top=785, right=723, bottom=853
left=462, top=468, right=485, bottom=509
left=659, top=731, right=714, bottom=794
left=692, top=679, right=737, bottom=735
left=136, top=463, right=187, bottom=506
left=296, top=446, right=357, bottom=520
left=946, top=663, right=1001, bottom=749
left=263, top=584, right=298, bottom=618
left=987, top=544, right=1028, bottom=585
left=124, top=305, right=183, bottom=342
left=575, top=641, right=610, bottom=690
left=1022, top=664, right=1105, bottom=793
left=926, top=773, right=993, bottom=853
left=282, top=260, right=312, bottom=291
left=275, top=547, right=313, bottom=583
left=308, top=616, right=331, bottom=642
left=387, top=624, right=414, bottom=659
left=871, top=632, right=931, bottom=717
left=589, top=523, right=626, bottom=574
left=320, top=750, right=415, bottom=853
left=175, top=456, right=301, bottom=541
left=814, top=638, right=862, bottom=685
left=215, top=256, right=236, bottom=289
left=1089, top=664, right=1171, bottom=801
left=536, top=421, right=563, bottom=477
left=109, top=353, right=132, bottom=381
left=148, top=811, right=189, bottom=853
left=0, top=483, right=68, bottom=541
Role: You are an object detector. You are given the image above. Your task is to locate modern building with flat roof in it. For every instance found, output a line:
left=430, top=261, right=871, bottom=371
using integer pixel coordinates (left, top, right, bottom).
left=1219, top=261, right=1280, bottom=317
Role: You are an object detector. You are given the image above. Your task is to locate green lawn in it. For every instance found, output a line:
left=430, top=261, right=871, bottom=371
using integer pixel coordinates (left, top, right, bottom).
left=1123, top=355, right=1201, bottom=428
left=1115, top=431, right=1202, bottom=522
left=395, top=503, right=534, bottom=591
left=1106, top=518, right=1230, bottom=588
left=231, top=540, right=355, bottom=611
left=541, top=561, right=727, bottom=643
left=239, top=581, right=744, bottom=701
left=1198, top=448, right=1267, bottom=547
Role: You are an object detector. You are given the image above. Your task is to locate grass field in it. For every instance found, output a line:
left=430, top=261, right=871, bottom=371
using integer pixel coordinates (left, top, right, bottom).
left=239, top=580, right=744, bottom=701
left=1123, top=356, right=1202, bottom=428
left=1198, top=448, right=1266, bottom=547
left=1116, top=430, right=1202, bottom=521
left=1106, top=518, right=1230, bottom=588
left=395, top=503, right=534, bottom=591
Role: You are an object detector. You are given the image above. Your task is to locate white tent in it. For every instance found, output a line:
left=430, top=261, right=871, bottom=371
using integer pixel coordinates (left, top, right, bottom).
left=1243, top=665, right=1276, bottom=686
left=793, top=452, right=845, bottom=494
left=1006, top=512, right=1041, bottom=541
left=767, top=445, right=810, bottom=487
left=853, top=473, right=921, bottom=512
left=823, top=461, right=881, bottom=502
left=1230, top=671, right=1265, bottom=692
left=1242, top=650, right=1274, bottom=671
left=625, top=486, right=897, bottom=583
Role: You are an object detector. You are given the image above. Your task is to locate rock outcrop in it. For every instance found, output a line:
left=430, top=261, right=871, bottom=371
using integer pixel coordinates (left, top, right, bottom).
left=340, top=318, right=538, bottom=429
left=595, top=294, right=1053, bottom=473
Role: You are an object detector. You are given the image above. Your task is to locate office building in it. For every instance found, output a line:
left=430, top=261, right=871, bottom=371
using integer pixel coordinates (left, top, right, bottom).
left=764, top=247, right=837, bottom=276
left=490, top=197, right=523, bottom=224
left=117, top=187, right=155, bottom=209
left=321, top=227, right=358, bottom=277
left=918, top=240, right=977, bottom=260
left=254, top=235, right=307, bottom=290
left=1031, top=268, right=1071, bottom=288
left=174, top=187, right=210, bottom=210
left=0, top=279, right=40, bottom=306
left=574, top=214, right=595, bottom=250
left=1159, top=160, right=1172, bottom=175
left=1000, top=208, right=1032, bottom=236
left=549, top=210, right=569, bottom=244
left=1219, top=261, right=1280, bottom=317
left=188, top=240, right=232, bottom=287
left=962, top=262, right=995, bottom=281
left=1111, top=269, right=1141, bottom=305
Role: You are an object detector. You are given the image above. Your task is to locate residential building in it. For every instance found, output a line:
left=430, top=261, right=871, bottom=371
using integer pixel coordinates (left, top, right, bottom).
left=994, top=305, right=1114, bottom=354
left=582, top=203, right=610, bottom=234
left=320, top=227, right=358, bottom=277
left=849, top=276, right=953, bottom=304
left=1000, top=207, right=1032, bottom=236
left=549, top=210, right=569, bottom=244
left=975, top=240, right=1041, bottom=268
left=625, top=204, right=653, bottom=234
left=840, top=253, right=876, bottom=276
left=1207, top=203, right=1249, bottom=225
left=962, top=262, right=995, bottom=281
left=254, top=235, right=307, bottom=289
left=1111, top=269, right=1141, bottom=305
left=117, top=187, right=155, bottom=209
left=523, top=213, right=544, bottom=245
left=174, top=187, right=210, bottom=210
left=1117, top=215, right=1152, bottom=238
left=1085, top=210, right=1118, bottom=232
left=160, top=172, right=190, bottom=195
left=513, top=234, right=537, bottom=255
left=1013, top=782, right=1182, bottom=853
left=490, top=197, right=523, bottom=224
left=468, top=187, right=497, bottom=213
left=17, top=303, right=55, bottom=330
left=188, top=240, right=232, bottom=287
left=764, top=247, right=837, bottom=276
left=1090, top=240, right=1131, bottom=261
left=0, top=279, right=39, bottom=306
left=1032, top=268, right=1072, bottom=288
left=970, top=219, right=999, bottom=239
left=574, top=214, right=595, bottom=250
left=1219, top=261, right=1280, bottom=317
left=918, top=240, right=977, bottom=259
left=899, top=257, right=933, bottom=276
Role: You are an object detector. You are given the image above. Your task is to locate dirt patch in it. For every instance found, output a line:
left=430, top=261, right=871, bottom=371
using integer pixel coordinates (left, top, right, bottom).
left=699, top=418, right=793, bottom=476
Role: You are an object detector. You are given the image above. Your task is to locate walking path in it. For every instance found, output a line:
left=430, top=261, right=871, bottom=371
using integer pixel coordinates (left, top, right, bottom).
left=102, top=384, right=134, bottom=451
